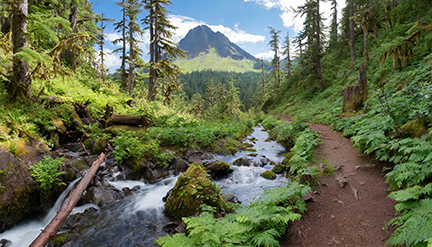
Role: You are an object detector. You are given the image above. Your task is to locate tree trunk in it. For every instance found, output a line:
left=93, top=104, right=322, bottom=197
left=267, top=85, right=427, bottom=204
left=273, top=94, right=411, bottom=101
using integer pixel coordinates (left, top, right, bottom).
left=342, top=65, right=368, bottom=113
left=107, top=114, right=153, bottom=127
left=349, top=0, right=357, bottom=66
left=147, top=1, right=157, bottom=101
left=9, top=0, right=31, bottom=100
left=128, top=23, right=134, bottom=94
left=0, top=14, right=11, bottom=35
left=29, top=153, right=106, bottom=247
left=316, top=0, right=324, bottom=91
left=362, top=25, right=369, bottom=67
left=69, top=0, right=78, bottom=70
left=121, top=1, right=127, bottom=90
left=261, top=58, right=265, bottom=96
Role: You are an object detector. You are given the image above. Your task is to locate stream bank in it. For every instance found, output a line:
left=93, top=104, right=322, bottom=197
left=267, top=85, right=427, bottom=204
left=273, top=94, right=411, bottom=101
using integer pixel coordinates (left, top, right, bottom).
left=0, top=125, right=291, bottom=247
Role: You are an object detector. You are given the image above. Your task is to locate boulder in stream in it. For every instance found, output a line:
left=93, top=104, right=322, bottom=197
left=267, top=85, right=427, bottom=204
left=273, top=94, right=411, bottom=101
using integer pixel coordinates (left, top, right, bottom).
left=0, top=152, right=41, bottom=233
left=203, top=160, right=232, bottom=179
left=164, top=163, right=228, bottom=219
left=232, top=157, right=253, bottom=167
left=261, top=170, right=277, bottom=180
left=272, top=164, right=286, bottom=174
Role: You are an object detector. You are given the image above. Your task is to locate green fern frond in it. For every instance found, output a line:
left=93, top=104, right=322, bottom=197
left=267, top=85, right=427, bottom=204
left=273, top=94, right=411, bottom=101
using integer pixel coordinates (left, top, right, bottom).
left=387, top=199, right=432, bottom=247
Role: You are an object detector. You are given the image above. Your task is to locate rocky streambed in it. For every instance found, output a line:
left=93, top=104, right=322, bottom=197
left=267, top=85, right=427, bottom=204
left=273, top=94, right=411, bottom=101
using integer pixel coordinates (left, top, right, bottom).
left=0, top=126, right=290, bottom=247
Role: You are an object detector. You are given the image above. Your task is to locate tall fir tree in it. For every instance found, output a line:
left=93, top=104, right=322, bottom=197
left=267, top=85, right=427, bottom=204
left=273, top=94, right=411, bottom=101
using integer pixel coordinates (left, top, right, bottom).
left=112, top=0, right=128, bottom=90
left=143, top=0, right=184, bottom=101
left=126, top=0, right=144, bottom=94
left=268, top=26, right=281, bottom=95
left=282, top=31, right=291, bottom=78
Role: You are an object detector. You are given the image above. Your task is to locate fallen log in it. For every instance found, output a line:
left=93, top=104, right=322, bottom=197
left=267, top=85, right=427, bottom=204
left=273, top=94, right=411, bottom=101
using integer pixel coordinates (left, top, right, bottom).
left=29, top=153, right=106, bottom=247
left=107, top=114, right=153, bottom=127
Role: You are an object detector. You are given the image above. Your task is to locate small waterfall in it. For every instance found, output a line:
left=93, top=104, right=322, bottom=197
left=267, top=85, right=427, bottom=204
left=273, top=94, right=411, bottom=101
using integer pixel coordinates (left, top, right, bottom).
left=0, top=178, right=81, bottom=247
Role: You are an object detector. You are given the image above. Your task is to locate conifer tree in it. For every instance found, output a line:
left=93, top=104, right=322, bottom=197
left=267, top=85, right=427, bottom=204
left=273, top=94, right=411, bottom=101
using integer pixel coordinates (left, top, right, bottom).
left=96, top=13, right=114, bottom=83
left=8, top=0, right=31, bottom=100
left=282, top=31, right=291, bottom=78
left=268, top=26, right=281, bottom=95
left=126, top=0, right=144, bottom=94
left=329, top=0, right=338, bottom=49
left=113, top=0, right=128, bottom=89
left=349, top=0, right=357, bottom=66
left=260, top=58, right=265, bottom=96
left=68, top=0, right=78, bottom=70
left=143, top=0, right=184, bottom=101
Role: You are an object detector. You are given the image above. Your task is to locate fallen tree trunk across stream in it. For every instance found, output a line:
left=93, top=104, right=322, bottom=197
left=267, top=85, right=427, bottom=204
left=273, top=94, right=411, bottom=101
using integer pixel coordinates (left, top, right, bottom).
left=29, top=153, right=106, bottom=247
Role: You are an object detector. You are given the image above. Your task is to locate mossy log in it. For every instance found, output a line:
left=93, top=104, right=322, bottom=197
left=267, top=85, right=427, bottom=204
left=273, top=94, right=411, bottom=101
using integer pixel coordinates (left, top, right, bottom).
left=107, top=114, right=153, bottom=127
left=342, top=65, right=368, bottom=113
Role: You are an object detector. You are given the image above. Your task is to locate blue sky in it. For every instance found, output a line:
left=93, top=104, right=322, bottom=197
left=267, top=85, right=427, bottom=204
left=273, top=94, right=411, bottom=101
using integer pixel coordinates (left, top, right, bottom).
left=92, top=0, right=346, bottom=70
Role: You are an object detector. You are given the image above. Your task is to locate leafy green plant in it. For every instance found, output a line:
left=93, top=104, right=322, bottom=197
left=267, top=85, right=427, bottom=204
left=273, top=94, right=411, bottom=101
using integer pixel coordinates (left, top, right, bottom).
left=289, top=129, right=321, bottom=174
left=112, top=131, right=144, bottom=164
left=29, top=156, right=66, bottom=192
left=157, top=182, right=311, bottom=247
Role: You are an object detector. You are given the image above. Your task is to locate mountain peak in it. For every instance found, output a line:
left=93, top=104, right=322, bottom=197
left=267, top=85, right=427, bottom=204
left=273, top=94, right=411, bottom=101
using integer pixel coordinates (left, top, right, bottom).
left=178, top=25, right=257, bottom=61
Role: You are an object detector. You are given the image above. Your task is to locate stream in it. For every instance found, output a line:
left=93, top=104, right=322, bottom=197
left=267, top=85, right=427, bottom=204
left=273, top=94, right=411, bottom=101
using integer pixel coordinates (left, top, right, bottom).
left=0, top=126, right=288, bottom=246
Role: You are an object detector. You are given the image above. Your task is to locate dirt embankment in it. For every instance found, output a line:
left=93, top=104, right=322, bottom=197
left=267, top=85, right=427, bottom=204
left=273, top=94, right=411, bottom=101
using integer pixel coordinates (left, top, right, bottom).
left=278, top=115, right=397, bottom=247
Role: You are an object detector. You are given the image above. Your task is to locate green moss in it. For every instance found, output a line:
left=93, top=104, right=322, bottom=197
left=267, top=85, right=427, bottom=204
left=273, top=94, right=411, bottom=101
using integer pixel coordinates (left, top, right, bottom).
left=272, top=164, right=286, bottom=174
left=70, top=159, right=89, bottom=171
left=401, top=117, right=429, bottom=137
left=92, top=138, right=108, bottom=154
left=104, top=125, right=146, bottom=137
left=246, top=153, right=258, bottom=157
left=53, top=233, right=70, bottom=247
left=245, top=148, right=257, bottom=152
left=261, top=170, right=277, bottom=180
left=165, top=163, right=227, bottom=219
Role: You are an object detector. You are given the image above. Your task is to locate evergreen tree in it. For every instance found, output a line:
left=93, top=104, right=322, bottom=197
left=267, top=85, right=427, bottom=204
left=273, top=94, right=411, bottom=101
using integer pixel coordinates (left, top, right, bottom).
left=282, top=31, right=291, bottom=79
left=329, top=0, right=338, bottom=49
left=126, top=0, right=144, bottom=94
left=260, top=58, right=265, bottom=96
left=349, top=0, right=357, bottom=66
left=112, top=0, right=128, bottom=89
left=295, top=0, right=325, bottom=91
left=143, top=0, right=184, bottom=101
left=268, top=26, right=281, bottom=95
left=96, top=13, right=114, bottom=83
left=8, top=0, right=31, bottom=100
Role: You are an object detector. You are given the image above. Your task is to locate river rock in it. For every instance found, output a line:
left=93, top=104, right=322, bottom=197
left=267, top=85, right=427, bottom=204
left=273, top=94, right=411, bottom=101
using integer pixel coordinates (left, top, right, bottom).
left=271, top=164, right=286, bottom=174
left=0, top=151, right=41, bottom=233
left=80, top=184, right=126, bottom=207
left=203, top=160, right=232, bottom=179
left=261, top=170, right=277, bottom=180
left=174, top=158, right=189, bottom=174
left=185, top=149, right=213, bottom=164
left=232, top=157, right=254, bottom=167
left=0, top=239, right=11, bottom=247
left=164, top=163, right=228, bottom=219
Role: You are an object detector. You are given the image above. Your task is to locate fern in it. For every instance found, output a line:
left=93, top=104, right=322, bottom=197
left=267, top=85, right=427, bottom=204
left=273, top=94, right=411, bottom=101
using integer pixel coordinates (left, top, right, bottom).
left=387, top=199, right=432, bottom=246
left=157, top=182, right=310, bottom=247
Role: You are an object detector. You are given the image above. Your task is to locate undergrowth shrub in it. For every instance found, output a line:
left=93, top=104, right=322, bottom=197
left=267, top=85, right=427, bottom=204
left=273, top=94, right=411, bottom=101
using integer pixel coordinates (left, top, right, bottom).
left=289, top=129, right=321, bottom=175
left=157, top=182, right=311, bottom=247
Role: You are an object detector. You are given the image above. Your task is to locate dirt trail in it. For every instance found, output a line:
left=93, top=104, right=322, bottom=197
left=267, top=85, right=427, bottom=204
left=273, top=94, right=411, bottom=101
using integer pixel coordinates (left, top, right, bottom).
left=278, top=115, right=397, bottom=247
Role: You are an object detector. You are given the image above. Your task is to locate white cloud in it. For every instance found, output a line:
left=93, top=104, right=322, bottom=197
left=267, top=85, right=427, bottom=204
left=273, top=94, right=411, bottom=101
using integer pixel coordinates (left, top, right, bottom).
left=104, top=49, right=122, bottom=68
left=168, top=14, right=265, bottom=44
left=245, top=0, right=346, bottom=33
left=105, top=32, right=122, bottom=45
left=255, top=50, right=274, bottom=60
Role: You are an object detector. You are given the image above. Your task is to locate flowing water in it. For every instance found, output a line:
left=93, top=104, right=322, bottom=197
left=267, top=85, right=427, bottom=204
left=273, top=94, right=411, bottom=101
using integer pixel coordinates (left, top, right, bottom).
left=0, top=178, right=81, bottom=246
left=0, top=126, right=288, bottom=246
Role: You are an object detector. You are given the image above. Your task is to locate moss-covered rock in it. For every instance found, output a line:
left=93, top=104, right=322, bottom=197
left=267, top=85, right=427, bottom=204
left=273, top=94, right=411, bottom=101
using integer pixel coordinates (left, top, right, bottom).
left=261, top=170, right=277, bottom=180
left=164, top=163, right=228, bottom=219
left=104, top=125, right=146, bottom=137
left=401, top=117, right=429, bottom=137
left=92, top=138, right=108, bottom=154
left=283, top=152, right=294, bottom=163
left=246, top=153, right=259, bottom=157
left=203, top=160, right=232, bottom=179
left=0, top=151, right=40, bottom=232
left=272, top=164, right=286, bottom=174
